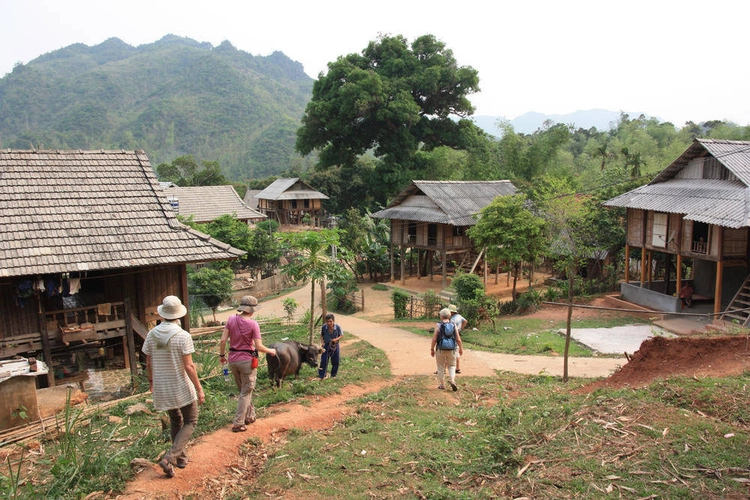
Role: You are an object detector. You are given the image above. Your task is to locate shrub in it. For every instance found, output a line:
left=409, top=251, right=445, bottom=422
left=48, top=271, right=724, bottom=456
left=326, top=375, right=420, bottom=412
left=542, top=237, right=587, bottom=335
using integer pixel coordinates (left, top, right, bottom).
left=282, top=298, right=298, bottom=323
left=516, top=289, right=542, bottom=313
left=392, top=290, right=410, bottom=318
left=452, top=273, right=484, bottom=302
left=421, top=290, right=443, bottom=319
left=498, top=299, right=519, bottom=315
left=542, top=286, right=560, bottom=302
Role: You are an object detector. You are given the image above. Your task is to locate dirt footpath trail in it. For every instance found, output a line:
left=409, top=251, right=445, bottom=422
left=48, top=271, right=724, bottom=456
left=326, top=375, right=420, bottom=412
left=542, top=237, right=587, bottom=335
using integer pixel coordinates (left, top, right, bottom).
left=120, top=282, right=624, bottom=498
left=220, top=282, right=624, bottom=379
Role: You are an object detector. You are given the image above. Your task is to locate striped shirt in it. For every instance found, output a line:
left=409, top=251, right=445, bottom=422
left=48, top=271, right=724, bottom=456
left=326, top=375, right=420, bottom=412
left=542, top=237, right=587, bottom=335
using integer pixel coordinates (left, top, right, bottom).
left=142, top=320, right=197, bottom=411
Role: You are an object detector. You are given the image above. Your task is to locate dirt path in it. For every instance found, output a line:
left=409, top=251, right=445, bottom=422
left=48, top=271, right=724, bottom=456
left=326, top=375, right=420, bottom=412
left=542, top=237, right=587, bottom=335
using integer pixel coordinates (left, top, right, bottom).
left=119, top=278, right=628, bottom=498
left=119, top=276, right=749, bottom=498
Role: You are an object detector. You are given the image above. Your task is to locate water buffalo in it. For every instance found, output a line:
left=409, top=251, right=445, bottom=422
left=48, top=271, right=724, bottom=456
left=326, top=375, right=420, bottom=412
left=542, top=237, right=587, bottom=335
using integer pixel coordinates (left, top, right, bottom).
left=266, top=340, right=322, bottom=388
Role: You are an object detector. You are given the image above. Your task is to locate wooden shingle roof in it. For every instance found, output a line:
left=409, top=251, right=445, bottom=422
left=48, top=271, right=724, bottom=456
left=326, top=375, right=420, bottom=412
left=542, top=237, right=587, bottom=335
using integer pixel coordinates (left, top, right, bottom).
left=0, top=149, right=245, bottom=278
left=371, top=180, right=517, bottom=226
left=254, top=178, right=329, bottom=201
left=604, top=139, right=750, bottom=228
left=162, top=185, right=266, bottom=224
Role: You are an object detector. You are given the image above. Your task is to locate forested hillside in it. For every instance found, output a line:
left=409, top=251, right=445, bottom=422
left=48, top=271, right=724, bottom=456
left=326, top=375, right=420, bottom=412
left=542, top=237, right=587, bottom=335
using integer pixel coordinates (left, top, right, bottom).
left=0, top=35, right=314, bottom=179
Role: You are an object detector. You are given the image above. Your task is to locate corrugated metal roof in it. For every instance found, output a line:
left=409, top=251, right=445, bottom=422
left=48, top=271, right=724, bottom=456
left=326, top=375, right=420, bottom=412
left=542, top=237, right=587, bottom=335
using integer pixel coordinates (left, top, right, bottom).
left=0, top=149, right=245, bottom=278
left=605, top=139, right=750, bottom=229
left=371, top=180, right=516, bottom=226
left=604, top=179, right=750, bottom=228
left=651, top=139, right=750, bottom=184
left=254, top=178, right=329, bottom=201
left=163, top=185, right=266, bottom=223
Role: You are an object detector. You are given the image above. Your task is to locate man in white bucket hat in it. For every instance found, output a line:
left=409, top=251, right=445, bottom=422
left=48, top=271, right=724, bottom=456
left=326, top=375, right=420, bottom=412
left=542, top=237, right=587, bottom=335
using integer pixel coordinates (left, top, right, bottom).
left=142, top=295, right=205, bottom=478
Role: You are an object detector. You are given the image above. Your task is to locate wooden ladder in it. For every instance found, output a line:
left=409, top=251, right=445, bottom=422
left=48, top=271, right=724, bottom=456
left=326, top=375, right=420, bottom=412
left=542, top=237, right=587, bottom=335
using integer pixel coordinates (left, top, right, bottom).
left=719, top=273, right=750, bottom=326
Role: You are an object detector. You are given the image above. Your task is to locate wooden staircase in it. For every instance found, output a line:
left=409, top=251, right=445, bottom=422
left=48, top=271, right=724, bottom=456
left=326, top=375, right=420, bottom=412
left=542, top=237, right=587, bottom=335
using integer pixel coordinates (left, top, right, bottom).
left=719, top=274, right=750, bottom=326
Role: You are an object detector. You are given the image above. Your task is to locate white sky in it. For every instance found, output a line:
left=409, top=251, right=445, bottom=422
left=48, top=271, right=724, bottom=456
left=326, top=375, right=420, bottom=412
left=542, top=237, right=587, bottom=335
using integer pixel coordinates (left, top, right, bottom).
left=2, top=0, right=749, bottom=126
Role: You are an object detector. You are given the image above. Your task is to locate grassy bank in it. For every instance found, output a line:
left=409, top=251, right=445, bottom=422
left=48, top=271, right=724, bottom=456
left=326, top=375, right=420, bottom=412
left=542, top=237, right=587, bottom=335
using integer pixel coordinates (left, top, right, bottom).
left=239, top=372, right=750, bottom=498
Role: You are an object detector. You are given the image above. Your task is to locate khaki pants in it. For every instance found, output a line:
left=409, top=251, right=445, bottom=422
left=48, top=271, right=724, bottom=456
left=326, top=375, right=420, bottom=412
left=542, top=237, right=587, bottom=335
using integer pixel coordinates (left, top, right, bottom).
left=164, top=400, right=199, bottom=465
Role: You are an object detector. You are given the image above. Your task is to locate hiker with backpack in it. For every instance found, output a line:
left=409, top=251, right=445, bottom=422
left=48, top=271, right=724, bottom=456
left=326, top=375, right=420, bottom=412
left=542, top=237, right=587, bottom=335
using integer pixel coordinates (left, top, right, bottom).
left=430, top=307, right=464, bottom=391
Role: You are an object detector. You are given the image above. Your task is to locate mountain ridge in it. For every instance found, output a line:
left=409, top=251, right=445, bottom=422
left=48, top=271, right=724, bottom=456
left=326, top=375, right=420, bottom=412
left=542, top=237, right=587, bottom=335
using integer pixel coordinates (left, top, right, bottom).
left=0, top=35, right=314, bottom=179
left=472, top=109, right=653, bottom=136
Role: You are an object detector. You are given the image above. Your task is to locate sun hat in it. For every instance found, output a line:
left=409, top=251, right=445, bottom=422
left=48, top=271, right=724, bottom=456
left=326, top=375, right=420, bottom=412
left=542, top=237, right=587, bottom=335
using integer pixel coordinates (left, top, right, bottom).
left=157, top=295, right=187, bottom=320
left=439, top=308, right=452, bottom=319
left=237, top=295, right=261, bottom=313
left=448, top=304, right=459, bottom=313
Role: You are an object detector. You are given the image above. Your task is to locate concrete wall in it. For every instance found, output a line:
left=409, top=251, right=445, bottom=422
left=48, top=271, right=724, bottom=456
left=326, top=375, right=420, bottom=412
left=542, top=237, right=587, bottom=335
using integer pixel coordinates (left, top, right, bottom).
left=620, top=282, right=681, bottom=313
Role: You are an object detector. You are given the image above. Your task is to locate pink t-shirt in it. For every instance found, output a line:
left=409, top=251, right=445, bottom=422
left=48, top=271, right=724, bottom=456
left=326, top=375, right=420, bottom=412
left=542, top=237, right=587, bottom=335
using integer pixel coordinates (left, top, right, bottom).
left=226, top=314, right=261, bottom=362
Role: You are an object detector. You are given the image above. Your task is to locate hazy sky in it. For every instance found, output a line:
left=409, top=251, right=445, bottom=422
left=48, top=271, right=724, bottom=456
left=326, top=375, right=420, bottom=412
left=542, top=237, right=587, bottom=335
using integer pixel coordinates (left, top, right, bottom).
left=2, top=0, right=749, bottom=127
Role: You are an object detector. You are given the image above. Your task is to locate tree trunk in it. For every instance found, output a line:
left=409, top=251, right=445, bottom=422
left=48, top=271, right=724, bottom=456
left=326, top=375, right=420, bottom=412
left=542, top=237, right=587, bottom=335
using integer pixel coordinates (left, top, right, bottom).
left=563, top=267, right=574, bottom=382
left=320, top=278, right=328, bottom=321
left=308, top=278, right=316, bottom=345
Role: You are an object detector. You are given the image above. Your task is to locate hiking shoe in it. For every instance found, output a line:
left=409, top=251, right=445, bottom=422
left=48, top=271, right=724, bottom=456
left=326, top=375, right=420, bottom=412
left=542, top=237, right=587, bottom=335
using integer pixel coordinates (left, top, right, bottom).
left=159, top=458, right=175, bottom=478
left=449, top=381, right=458, bottom=392
left=438, top=385, right=445, bottom=390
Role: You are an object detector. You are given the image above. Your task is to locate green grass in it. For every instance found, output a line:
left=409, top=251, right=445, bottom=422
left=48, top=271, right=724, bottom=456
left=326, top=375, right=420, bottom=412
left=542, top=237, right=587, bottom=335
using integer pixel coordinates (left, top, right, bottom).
left=2, top=320, right=389, bottom=499
left=397, top=315, right=646, bottom=358
left=248, top=372, right=750, bottom=499
left=7, top=308, right=744, bottom=499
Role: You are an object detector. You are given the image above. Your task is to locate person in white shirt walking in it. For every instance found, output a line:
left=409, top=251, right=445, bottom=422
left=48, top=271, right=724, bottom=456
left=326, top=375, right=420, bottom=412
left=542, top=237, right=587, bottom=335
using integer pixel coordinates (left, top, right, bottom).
left=142, top=295, right=205, bottom=478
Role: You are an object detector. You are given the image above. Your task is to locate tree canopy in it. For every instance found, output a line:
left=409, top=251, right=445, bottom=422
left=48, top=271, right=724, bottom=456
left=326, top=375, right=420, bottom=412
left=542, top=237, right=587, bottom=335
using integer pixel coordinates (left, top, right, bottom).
left=296, top=34, right=485, bottom=199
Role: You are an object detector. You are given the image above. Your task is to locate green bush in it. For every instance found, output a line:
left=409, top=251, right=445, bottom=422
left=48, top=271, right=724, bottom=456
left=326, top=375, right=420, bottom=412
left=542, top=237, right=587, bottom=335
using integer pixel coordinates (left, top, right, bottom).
left=516, top=289, right=542, bottom=313
left=421, top=290, right=443, bottom=319
left=452, top=273, right=484, bottom=302
left=499, top=299, right=519, bottom=315
left=392, top=289, right=410, bottom=318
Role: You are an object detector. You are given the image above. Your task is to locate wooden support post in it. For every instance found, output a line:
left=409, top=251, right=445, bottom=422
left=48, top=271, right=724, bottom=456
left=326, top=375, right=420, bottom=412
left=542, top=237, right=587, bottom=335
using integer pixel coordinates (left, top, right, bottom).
left=640, top=247, right=647, bottom=287
left=676, top=254, right=683, bottom=297
left=123, top=299, right=137, bottom=376
left=36, top=300, right=55, bottom=387
left=441, top=251, right=448, bottom=289
left=400, top=246, right=406, bottom=286
left=715, top=261, right=724, bottom=317
left=624, top=244, right=630, bottom=284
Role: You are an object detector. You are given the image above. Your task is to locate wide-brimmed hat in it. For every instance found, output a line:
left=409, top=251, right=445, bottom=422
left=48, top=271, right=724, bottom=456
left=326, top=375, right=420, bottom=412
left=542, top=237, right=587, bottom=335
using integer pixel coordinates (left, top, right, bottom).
left=157, top=295, right=187, bottom=320
left=237, top=295, right=261, bottom=313
left=448, top=304, right=459, bottom=313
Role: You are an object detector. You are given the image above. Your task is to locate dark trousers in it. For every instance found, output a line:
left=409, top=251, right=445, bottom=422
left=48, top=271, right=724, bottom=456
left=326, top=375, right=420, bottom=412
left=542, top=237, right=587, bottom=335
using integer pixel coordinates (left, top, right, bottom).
left=318, top=342, right=340, bottom=378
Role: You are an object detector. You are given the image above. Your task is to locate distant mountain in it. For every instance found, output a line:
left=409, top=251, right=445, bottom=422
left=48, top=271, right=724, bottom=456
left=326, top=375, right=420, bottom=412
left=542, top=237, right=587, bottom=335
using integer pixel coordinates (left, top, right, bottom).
left=0, top=35, right=314, bottom=179
left=472, top=109, right=652, bottom=136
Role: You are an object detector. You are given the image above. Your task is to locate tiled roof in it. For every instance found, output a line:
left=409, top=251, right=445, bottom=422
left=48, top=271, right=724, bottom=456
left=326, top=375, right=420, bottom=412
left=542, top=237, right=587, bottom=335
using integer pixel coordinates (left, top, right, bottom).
left=0, top=149, right=245, bottom=278
left=254, top=178, right=329, bottom=201
left=162, top=185, right=266, bottom=223
left=371, top=180, right=517, bottom=226
left=604, top=139, right=750, bottom=229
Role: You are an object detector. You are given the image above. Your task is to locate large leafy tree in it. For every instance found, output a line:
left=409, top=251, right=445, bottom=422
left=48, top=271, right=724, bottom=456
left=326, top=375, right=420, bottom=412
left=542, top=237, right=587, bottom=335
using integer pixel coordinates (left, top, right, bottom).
left=296, top=34, right=484, bottom=202
left=467, top=194, right=547, bottom=299
left=156, top=155, right=227, bottom=186
left=187, top=266, right=234, bottom=324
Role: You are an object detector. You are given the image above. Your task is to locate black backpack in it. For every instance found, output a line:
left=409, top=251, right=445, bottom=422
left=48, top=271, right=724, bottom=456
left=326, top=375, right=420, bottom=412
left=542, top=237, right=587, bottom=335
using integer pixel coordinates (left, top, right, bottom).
left=437, top=322, right=457, bottom=350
